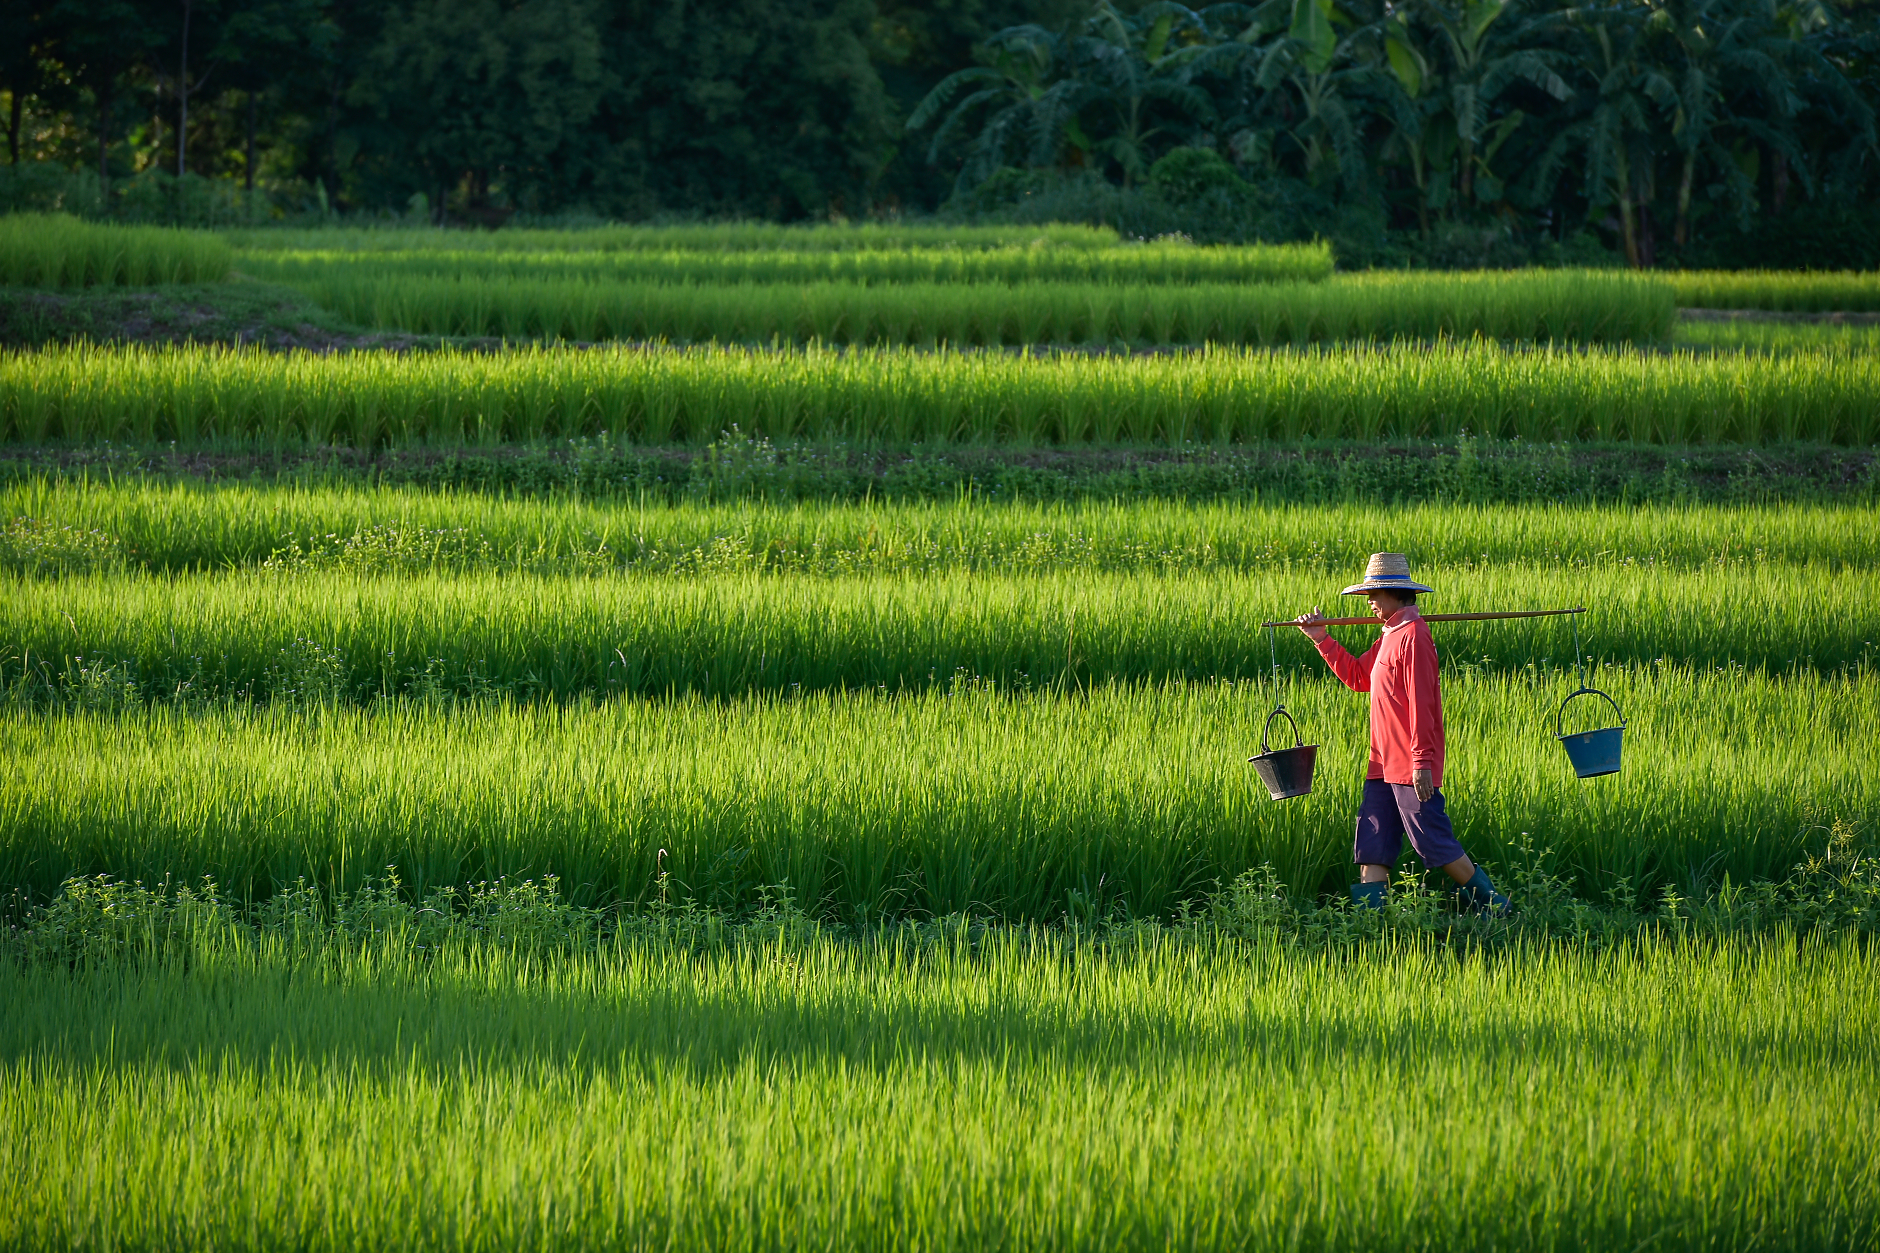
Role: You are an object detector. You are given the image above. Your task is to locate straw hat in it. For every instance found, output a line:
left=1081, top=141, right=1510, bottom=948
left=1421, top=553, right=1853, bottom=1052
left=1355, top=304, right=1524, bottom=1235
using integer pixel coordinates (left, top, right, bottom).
left=1341, top=552, right=1435, bottom=596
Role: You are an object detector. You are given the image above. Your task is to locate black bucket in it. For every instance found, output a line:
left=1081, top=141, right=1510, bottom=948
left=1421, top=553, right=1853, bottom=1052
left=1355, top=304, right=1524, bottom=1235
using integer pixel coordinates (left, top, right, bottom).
left=1555, top=686, right=1625, bottom=779
left=1248, top=707, right=1318, bottom=800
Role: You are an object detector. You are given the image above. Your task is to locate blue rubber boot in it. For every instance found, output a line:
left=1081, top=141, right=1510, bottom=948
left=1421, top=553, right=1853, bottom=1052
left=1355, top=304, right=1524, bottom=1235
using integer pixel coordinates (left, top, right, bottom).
left=1350, top=881, right=1386, bottom=911
left=1458, top=866, right=1511, bottom=916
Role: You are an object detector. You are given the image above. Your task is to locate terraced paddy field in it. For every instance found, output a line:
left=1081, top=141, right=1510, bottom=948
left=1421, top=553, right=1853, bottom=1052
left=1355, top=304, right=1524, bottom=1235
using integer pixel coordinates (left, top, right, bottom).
left=6, top=661, right=1874, bottom=913
left=2, top=215, right=1877, bottom=1251
left=10, top=340, right=1880, bottom=444
left=3, top=485, right=1874, bottom=907
left=3, top=930, right=1875, bottom=1252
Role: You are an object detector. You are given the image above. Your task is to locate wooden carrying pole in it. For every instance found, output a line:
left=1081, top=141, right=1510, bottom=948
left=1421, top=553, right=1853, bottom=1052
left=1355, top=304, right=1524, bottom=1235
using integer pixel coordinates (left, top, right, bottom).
left=1260, top=607, right=1586, bottom=628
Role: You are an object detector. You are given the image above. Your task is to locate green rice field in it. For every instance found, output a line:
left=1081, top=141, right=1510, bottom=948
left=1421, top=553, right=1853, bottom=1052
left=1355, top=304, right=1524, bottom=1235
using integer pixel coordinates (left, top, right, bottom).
left=6, top=559, right=1873, bottom=691
left=3, top=214, right=1878, bottom=1251
left=238, top=240, right=1336, bottom=287
left=0, top=214, right=233, bottom=288
left=9, top=483, right=1866, bottom=570
left=244, top=270, right=1671, bottom=346
left=1672, top=317, right=1880, bottom=353
left=1668, top=270, right=1880, bottom=312
left=12, top=337, right=1877, bottom=446
left=4, top=664, right=1871, bottom=910
left=224, top=220, right=1126, bottom=253
left=5, top=929, right=1873, bottom=1252
left=3, top=490, right=1874, bottom=910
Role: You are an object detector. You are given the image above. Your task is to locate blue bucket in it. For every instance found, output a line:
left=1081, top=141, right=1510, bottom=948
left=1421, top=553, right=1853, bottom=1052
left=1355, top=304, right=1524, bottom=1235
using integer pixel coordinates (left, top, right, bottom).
left=1555, top=687, right=1625, bottom=779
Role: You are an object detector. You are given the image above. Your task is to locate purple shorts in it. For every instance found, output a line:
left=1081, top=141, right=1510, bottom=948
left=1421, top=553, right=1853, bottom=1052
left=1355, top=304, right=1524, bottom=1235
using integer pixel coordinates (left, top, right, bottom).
left=1353, top=778, right=1467, bottom=869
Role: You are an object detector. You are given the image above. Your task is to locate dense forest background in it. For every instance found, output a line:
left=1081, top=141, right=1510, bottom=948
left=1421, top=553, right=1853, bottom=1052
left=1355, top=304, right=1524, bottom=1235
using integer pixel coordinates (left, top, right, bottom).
left=5, top=0, right=1880, bottom=265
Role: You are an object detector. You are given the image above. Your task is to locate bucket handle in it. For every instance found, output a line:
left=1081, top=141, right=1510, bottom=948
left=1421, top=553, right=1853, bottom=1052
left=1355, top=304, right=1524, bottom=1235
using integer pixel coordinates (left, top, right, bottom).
left=1258, top=623, right=1303, bottom=753
left=1260, top=706, right=1304, bottom=754
left=1554, top=686, right=1625, bottom=738
left=1556, top=610, right=1626, bottom=736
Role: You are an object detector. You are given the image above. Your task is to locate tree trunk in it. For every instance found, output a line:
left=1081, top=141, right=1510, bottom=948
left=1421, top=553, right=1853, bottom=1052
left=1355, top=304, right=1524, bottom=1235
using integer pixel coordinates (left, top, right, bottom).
left=1638, top=158, right=1656, bottom=266
left=98, top=76, right=113, bottom=194
left=1674, top=149, right=1694, bottom=248
left=177, top=0, right=192, bottom=178
left=1616, top=151, right=1639, bottom=268
left=245, top=90, right=257, bottom=192
left=1772, top=148, right=1788, bottom=215
left=324, top=76, right=341, bottom=210
left=7, top=91, right=21, bottom=164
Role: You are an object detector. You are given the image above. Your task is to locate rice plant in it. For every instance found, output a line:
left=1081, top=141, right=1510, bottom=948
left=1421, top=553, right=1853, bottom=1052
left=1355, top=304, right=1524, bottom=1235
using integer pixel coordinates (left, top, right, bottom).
left=225, top=221, right=1124, bottom=253
left=3, top=932, right=1872, bottom=1252
left=1670, top=269, right=1880, bottom=312
left=0, top=213, right=233, bottom=287
left=8, top=482, right=1867, bottom=575
left=1673, top=317, right=1880, bottom=353
left=4, top=558, right=1873, bottom=709
left=259, top=270, right=1671, bottom=345
left=238, top=241, right=1335, bottom=288
left=2, top=666, right=1871, bottom=910
left=14, top=335, right=1870, bottom=448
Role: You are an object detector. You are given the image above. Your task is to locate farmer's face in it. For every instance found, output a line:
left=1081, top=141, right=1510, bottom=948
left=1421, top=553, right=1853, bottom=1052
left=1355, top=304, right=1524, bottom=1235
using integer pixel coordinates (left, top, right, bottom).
left=1366, top=590, right=1407, bottom=620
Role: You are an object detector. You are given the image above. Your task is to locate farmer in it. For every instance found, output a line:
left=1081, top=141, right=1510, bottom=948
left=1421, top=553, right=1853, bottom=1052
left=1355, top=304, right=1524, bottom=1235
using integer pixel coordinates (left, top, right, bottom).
left=1293, top=553, right=1510, bottom=914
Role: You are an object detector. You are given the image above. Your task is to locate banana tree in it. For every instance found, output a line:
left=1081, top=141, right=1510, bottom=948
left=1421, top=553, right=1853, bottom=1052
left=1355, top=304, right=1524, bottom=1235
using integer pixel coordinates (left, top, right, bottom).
left=1176, top=0, right=1396, bottom=193
left=1376, top=12, right=1452, bottom=230
left=1394, top=0, right=1571, bottom=209
left=1530, top=3, right=1680, bottom=266
left=1247, top=0, right=1392, bottom=190
left=1657, top=0, right=1797, bottom=244
left=1075, top=2, right=1220, bottom=184
left=909, top=25, right=1080, bottom=192
left=1656, top=0, right=1872, bottom=244
left=909, top=2, right=1218, bottom=191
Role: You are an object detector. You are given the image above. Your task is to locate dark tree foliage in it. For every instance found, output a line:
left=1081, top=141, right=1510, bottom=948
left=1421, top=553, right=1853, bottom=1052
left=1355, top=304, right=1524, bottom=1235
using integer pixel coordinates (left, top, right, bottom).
left=2, top=0, right=1879, bottom=261
left=351, top=0, right=609, bottom=218
left=587, top=0, right=895, bottom=219
left=2, top=0, right=1074, bottom=221
left=911, top=0, right=1880, bottom=263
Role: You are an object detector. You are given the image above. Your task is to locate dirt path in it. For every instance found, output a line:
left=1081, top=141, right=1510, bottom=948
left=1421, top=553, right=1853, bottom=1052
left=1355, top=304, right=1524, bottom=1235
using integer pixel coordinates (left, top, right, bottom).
left=1679, top=307, right=1880, bottom=323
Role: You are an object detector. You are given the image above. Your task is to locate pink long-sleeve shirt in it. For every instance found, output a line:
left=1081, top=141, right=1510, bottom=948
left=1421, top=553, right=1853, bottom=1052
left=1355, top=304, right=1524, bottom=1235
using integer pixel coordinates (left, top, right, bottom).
left=1313, top=606, right=1445, bottom=787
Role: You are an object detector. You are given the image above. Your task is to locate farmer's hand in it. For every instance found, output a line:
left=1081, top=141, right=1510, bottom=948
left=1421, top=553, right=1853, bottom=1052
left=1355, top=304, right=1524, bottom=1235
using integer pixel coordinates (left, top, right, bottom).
left=1294, top=608, right=1329, bottom=643
left=1413, top=768, right=1435, bottom=803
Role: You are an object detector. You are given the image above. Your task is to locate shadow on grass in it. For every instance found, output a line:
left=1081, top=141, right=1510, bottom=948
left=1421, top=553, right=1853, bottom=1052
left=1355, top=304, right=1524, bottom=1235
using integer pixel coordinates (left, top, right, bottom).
left=1, top=939, right=1863, bottom=1079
